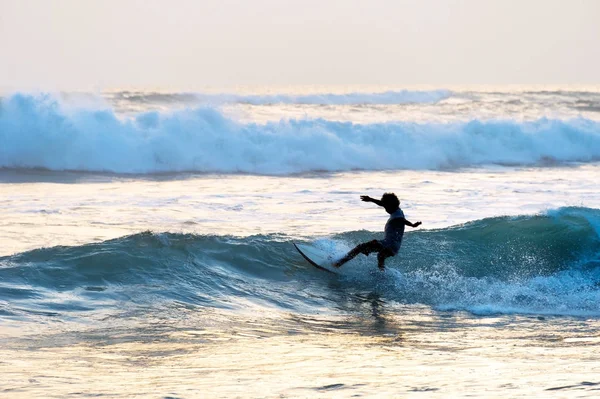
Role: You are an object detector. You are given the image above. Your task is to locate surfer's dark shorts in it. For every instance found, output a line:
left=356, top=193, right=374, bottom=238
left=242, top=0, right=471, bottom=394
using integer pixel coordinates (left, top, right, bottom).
left=358, top=239, right=395, bottom=258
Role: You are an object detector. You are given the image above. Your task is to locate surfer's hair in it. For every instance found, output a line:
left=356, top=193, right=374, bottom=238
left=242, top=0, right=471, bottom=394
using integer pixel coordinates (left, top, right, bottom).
left=381, top=192, right=399, bottom=209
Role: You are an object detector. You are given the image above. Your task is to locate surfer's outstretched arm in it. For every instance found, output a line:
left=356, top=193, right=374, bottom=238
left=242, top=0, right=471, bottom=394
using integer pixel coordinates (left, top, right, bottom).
left=360, top=195, right=384, bottom=207
left=398, top=218, right=422, bottom=228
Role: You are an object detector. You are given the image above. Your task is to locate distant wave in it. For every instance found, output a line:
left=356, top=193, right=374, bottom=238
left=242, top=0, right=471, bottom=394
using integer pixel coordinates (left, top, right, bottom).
left=111, top=89, right=452, bottom=105
left=2, top=207, right=599, bottom=317
left=2, top=93, right=600, bottom=175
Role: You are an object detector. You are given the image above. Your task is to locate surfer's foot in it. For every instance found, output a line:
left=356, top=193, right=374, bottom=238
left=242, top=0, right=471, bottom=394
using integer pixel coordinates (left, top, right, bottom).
left=329, top=255, right=339, bottom=268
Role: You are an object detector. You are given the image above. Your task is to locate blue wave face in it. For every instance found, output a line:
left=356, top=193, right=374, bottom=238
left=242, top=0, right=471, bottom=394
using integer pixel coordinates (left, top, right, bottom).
left=1, top=93, right=600, bottom=174
left=1, top=208, right=599, bottom=319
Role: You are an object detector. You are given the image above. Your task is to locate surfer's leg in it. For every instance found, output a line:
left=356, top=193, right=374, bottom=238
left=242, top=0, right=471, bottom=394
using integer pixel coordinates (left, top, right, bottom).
left=377, top=251, right=391, bottom=271
left=334, top=240, right=381, bottom=268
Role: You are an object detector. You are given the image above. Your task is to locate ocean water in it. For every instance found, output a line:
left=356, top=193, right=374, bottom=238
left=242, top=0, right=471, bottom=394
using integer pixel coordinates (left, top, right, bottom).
left=1, top=86, right=600, bottom=398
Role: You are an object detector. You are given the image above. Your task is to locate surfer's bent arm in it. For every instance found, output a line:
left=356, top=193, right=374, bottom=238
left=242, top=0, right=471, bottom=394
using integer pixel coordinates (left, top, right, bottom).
left=397, top=218, right=422, bottom=228
left=360, top=195, right=384, bottom=207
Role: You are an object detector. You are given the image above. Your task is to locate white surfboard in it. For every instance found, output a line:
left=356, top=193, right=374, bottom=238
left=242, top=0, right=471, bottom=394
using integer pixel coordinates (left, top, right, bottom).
left=294, top=243, right=339, bottom=274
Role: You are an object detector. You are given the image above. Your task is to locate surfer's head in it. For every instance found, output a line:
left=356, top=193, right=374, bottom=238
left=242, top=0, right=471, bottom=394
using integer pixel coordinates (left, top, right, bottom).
left=381, top=192, right=400, bottom=214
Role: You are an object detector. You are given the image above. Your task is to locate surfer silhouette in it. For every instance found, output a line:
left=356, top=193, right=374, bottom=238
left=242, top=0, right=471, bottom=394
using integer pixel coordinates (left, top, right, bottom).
left=333, top=193, right=421, bottom=271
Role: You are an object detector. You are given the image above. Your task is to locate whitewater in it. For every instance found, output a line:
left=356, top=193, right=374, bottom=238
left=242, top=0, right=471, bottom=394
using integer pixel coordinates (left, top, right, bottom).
left=1, top=86, right=600, bottom=398
left=2, top=89, right=600, bottom=174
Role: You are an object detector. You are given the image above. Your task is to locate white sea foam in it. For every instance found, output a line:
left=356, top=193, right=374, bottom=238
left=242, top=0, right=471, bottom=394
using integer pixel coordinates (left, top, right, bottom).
left=1, top=93, right=600, bottom=174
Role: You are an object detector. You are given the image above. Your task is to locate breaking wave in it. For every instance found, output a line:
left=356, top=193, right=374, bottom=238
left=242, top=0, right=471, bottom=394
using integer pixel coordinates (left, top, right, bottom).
left=1, top=93, right=600, bottom=175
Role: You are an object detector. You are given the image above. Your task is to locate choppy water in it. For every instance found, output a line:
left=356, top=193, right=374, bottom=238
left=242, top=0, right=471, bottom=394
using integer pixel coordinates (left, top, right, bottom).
left=1, top=87, right=600, bottom=398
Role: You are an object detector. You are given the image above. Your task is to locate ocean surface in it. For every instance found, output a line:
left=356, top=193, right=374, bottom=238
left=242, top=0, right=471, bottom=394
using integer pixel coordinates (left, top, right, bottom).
left=1, top=86, right=600, bottom=398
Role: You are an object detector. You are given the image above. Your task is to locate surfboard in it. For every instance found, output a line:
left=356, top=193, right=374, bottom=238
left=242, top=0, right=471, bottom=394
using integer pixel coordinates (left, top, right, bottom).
left=293, top=243, right=338, bottom=274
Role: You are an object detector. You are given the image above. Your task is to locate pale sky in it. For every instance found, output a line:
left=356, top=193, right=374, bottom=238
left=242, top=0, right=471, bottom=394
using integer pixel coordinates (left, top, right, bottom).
left=0, top=0, right=599, bottom=90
